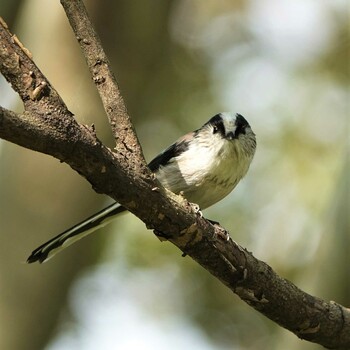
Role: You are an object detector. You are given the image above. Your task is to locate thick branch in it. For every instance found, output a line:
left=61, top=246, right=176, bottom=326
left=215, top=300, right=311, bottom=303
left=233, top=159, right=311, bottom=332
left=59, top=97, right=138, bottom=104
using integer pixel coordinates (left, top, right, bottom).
left=0, top=11, right=349, bottom=350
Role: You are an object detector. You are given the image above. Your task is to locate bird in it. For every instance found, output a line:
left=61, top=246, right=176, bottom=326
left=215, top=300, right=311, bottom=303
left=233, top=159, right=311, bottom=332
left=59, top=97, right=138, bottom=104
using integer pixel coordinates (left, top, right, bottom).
left=27, top=113, right=256, bottom=263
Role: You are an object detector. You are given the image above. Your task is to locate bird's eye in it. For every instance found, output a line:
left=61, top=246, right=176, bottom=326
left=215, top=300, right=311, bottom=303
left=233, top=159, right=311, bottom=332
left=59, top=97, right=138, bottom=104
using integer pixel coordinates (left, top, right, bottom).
left=209, top=117, right=225, bottom=136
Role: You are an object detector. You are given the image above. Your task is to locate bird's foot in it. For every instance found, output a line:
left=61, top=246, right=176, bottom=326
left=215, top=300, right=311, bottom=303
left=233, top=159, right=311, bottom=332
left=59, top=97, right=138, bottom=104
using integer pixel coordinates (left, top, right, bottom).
left=189, top=202, right=202, bottom=217
left=208, top=219, right=230, bottom=241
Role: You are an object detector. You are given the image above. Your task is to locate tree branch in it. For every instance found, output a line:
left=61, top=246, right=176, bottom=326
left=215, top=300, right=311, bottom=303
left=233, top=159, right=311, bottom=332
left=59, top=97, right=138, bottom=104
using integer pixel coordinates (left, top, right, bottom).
left=60, top=0, right=145, bottom=172
left=0, top=7, right=349, bottom=349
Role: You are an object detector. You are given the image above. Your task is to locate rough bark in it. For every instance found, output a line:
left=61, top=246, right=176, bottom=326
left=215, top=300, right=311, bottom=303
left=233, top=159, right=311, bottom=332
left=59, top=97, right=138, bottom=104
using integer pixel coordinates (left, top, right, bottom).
left=0, top=4, right=349, bottom=349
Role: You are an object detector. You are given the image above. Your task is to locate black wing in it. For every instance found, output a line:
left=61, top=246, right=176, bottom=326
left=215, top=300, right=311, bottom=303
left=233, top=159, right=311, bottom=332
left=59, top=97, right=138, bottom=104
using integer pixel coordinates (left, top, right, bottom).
left=148, top=133, right=192, bottom=172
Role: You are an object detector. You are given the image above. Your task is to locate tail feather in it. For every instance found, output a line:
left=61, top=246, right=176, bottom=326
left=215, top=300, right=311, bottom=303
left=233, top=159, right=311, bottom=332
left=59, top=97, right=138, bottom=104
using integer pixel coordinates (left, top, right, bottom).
left=27, top=202, right=126, bottom=263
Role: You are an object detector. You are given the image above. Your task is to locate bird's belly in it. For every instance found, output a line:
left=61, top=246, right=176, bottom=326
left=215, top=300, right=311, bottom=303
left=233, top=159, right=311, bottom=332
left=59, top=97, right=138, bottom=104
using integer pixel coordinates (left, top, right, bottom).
left=182, top=174, right=238, bottom=209
left=156, top=149, right=246, bottom=209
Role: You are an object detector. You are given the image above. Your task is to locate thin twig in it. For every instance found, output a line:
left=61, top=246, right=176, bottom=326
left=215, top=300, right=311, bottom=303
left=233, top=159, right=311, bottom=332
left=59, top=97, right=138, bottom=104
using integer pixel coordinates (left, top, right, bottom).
left=60, top=0, right=145, bottom=170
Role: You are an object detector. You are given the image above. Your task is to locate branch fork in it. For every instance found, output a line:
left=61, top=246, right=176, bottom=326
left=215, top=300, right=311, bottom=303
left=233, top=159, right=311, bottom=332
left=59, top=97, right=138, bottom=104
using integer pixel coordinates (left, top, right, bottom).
left=0, top=2, right=349, bottom=348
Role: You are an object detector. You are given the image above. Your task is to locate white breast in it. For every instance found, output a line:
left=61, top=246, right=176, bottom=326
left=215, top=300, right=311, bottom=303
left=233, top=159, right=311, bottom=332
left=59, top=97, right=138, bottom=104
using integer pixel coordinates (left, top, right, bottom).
left=156, top=133, right=252, bottom=209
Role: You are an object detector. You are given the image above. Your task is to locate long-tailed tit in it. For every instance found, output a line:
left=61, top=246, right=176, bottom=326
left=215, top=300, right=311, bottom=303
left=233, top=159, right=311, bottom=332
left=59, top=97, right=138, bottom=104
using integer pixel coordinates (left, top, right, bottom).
left=27, top=113, right=256, bottom=263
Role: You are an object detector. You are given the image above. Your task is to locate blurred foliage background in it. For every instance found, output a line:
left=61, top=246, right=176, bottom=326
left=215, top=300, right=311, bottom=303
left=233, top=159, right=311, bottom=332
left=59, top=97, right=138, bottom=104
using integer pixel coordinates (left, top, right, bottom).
left=0, top=1, right=349, bottom=349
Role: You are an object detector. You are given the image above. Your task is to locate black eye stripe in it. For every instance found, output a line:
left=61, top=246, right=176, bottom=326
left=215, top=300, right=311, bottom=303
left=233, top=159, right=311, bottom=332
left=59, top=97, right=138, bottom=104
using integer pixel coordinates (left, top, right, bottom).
left=234, top=114, right=249, bottom=137
left=208, top=114, right=225, bottom=136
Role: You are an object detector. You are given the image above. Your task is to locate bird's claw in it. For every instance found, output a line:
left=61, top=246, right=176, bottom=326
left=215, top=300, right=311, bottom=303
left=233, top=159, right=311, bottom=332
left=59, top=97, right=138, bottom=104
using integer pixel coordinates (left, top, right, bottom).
left=209, top=220, right=230, bottom=241
left=189, top=202, right=202, bottom=217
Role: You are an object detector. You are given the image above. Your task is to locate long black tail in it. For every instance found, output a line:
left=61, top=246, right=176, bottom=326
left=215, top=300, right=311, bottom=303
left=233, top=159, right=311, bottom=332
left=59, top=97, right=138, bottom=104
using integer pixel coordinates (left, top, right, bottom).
left=27, top=202, right=127, bottom=263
